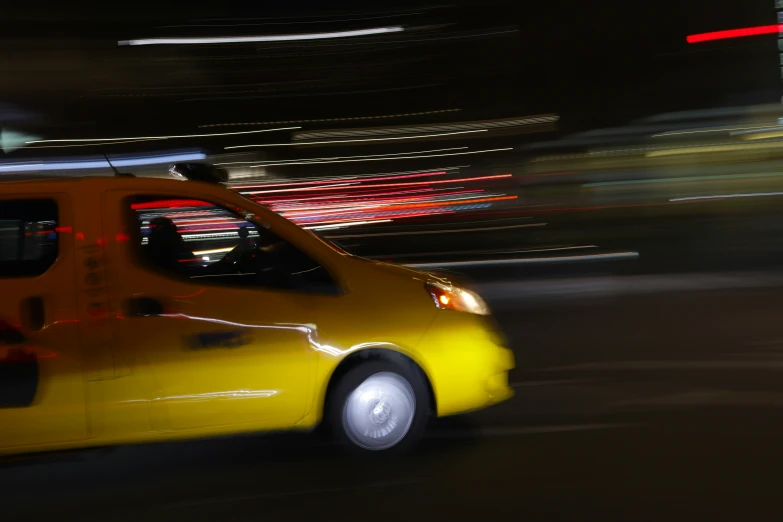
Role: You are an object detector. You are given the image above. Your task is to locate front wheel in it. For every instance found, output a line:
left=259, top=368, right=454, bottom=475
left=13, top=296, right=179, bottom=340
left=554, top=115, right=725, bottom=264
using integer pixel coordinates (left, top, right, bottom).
left=328, top=360, right=430, bottom=454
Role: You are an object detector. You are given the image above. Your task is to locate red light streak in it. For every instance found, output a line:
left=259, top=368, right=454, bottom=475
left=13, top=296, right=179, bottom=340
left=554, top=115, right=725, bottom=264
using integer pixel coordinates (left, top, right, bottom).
left=131, top=199, right=213, bottom=210
left=173, top=288, right=206, bottom=299
left=318, top=210, right=457, bottom=224
left=252, top=187, right=439, bottom=204
left=180, top=227, right=239, bottom=234
left=171, top=218, right=241, bottom=226
left=366, top=195, right=517, bottom=212
left=242, top=174, right=513, bottom=195
left=279, top=191, right=485, bottom=216
left=162, top=211, right=220, bottom=219
left=687, top=24, right=782, bottom=43
left=308, top=210, right=453, bottom=226
left=55, top=226, right=72, bottom=233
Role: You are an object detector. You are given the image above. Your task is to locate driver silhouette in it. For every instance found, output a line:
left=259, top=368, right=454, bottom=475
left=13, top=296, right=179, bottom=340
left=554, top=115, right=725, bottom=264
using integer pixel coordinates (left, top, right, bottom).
left=146, top=217, right=195, bottom=272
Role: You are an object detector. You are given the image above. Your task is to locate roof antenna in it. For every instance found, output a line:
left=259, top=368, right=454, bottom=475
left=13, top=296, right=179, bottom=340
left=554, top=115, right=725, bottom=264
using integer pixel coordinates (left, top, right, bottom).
left=105, top=154, right=134, bottom=177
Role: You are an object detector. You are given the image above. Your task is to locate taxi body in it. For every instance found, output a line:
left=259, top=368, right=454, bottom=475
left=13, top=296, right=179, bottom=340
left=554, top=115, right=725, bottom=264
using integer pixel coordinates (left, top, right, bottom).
left=0, top=175, right=514, bottom=455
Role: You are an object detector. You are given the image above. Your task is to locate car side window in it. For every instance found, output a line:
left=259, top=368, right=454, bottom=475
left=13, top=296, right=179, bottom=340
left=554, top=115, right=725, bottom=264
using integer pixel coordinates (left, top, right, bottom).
left=0, top=199, right=59, bottom=278
left=128, top=196, right=339, bottom=294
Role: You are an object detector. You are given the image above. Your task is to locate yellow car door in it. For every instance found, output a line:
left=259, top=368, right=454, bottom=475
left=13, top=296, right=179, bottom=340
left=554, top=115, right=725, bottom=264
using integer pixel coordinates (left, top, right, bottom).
left=0, top=194, right=88, bottom=450
left=102, top=190, right=323, bottom=433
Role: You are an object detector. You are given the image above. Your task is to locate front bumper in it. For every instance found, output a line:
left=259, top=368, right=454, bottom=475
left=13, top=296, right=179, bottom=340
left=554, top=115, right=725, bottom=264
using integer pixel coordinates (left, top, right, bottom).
left=417, top=313, right=515, bottom=417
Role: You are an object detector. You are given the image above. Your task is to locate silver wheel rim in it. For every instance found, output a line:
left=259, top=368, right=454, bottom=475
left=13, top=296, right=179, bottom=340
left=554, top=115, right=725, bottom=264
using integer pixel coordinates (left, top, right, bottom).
left=342, top=372, right=416, bottom=451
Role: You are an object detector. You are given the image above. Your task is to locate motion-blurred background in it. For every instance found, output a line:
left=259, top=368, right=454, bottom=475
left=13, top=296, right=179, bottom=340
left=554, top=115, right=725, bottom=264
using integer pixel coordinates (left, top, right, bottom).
left=8, top=2, right=783, bottom=520
left=4, top=0, right=783, bottom=279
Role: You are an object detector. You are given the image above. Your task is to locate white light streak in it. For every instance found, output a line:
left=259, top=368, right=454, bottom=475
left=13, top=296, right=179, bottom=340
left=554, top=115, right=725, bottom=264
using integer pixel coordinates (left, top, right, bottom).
left=325, top=222, right=545, bottom=239
left=26, top=126, right=299, bottom=144
left=304, top=220, right=393, bottom=231
left=159, top=313, right=310, bottom=332
left=193, top=247, right=234, bottom=256
left=246, top=147, right=512, bottom=167
left=651, top=124, right=777, bottom=138
left=0, top=163, right=44, bottom=171
left=405, top=252, right=640, bottom=269
left=226, top=166, right=465, bottom=187
left=160, top=390, right=278, bottom=401
left=0, top=153, right=206, bottom=173
left=218, top=147, right=467, bottom=166
left=225, top=129, right=488, bottom=149
left=670, top=192, right=783, bottom=202
left=118, top=26, right=404, bottom=46
left=241, top=173, right=511, bottom=195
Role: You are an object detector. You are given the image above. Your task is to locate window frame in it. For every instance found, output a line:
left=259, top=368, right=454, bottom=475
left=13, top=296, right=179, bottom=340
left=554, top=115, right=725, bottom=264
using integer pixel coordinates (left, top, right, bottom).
left=123, top=194, right=344, bottom=295
left=0, top=197, right=61, bottom=279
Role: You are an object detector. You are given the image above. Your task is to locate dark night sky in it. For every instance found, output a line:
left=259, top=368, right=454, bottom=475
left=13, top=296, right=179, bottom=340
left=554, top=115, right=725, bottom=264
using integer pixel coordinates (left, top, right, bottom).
left=0, top=1, right=781, bottom=142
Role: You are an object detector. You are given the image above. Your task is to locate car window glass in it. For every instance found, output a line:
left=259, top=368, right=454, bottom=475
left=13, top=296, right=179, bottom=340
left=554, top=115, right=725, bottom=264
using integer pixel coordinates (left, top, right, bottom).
left=0, top=199, right=59, bottom=278
left=129, top=196, right=339, bottom=294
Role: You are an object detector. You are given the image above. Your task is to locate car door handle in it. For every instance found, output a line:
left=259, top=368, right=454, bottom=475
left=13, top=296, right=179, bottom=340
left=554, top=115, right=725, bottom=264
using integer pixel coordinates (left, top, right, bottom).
left=125, top=297, right=164, bottom=317
left=20, top=297, right=45, bottom=331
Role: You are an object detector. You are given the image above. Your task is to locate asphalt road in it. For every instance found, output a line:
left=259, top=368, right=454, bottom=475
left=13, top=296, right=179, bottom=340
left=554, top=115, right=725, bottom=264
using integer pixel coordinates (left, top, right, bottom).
left=5, top=284, right=783, bottom=521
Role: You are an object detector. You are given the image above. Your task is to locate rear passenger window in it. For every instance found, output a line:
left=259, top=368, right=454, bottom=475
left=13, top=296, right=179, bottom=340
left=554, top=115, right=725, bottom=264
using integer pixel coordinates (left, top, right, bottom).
left=0, top=199, right=59, bottom=278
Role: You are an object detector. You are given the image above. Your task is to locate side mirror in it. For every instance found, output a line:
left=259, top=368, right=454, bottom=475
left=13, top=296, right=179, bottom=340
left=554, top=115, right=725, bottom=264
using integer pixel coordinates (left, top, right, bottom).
left=169, top=163, right=228, bottom=183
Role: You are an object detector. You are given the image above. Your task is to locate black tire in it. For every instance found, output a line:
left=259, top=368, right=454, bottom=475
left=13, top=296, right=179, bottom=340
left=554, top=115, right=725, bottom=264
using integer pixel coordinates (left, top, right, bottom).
left=327, top=359, right=430, bottom=455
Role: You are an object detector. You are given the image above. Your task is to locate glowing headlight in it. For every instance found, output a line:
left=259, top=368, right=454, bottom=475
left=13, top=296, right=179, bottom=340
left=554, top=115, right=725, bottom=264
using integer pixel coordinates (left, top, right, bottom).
left=425, top=282, right=490, bottom=315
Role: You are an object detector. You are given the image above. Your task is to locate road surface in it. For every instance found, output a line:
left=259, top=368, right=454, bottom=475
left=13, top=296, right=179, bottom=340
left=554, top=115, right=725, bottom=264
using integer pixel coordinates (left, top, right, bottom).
left=4, top=282, right=783, bottom=521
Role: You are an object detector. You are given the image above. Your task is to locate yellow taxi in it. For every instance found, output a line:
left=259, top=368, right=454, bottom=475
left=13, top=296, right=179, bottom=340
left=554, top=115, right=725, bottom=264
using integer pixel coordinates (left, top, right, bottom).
left=0, top=171, right=514, bottom=455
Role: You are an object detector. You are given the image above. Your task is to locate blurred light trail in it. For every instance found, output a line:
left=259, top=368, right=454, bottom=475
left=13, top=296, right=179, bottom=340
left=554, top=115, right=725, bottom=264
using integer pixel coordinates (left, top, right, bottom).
left=670, top=192, right=783, bottom=202
left=741, top=130, right=783, bottom=140
left=273, top=190, right=484, bottom=210
left=0, top=163, right=44, bottom=171
left=228, top=166, right=464, bottom=186
left=686, top=24, right=782, bottom=43
left=405, top=252, right=640, bottom=268
left=235, top=148, right=467, bottom=166
left=304, top=209, right=453, bottom=226
left=192, top=247, right=234, bottom=256
left=240, top=173, right=512, bottom=194
left=646, top=141, right=783, bottom=157
left=252, top=187, right=442, bottom=204
left=293, top=115, right=558, bottom=141
left=0, top=152, right=206, bottom=173
left=375, top=245, right=598, bottom=260
left=247, top=148, right=513, bottom=167
left=281, top=192, right=492, bottom=218
left=231, top=171, right=448, bottom=189
left=225, top=129, right=487, bottom=148
left=27, top=127, right=299, bottom=145
left=118, top=26, right=404, bottom=46
left=324, top=220, right=541, bottom=239
left=304, top=220, right=393, bottom=231
left=652, top=124, right=776, bottom=137
left=199, top=108, right=461, bottom=128
left=273, top=201, right=497, bottom=224
left=585, top=172, right=783, bottom=188
left=21, top=139, right=170, bottom=149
